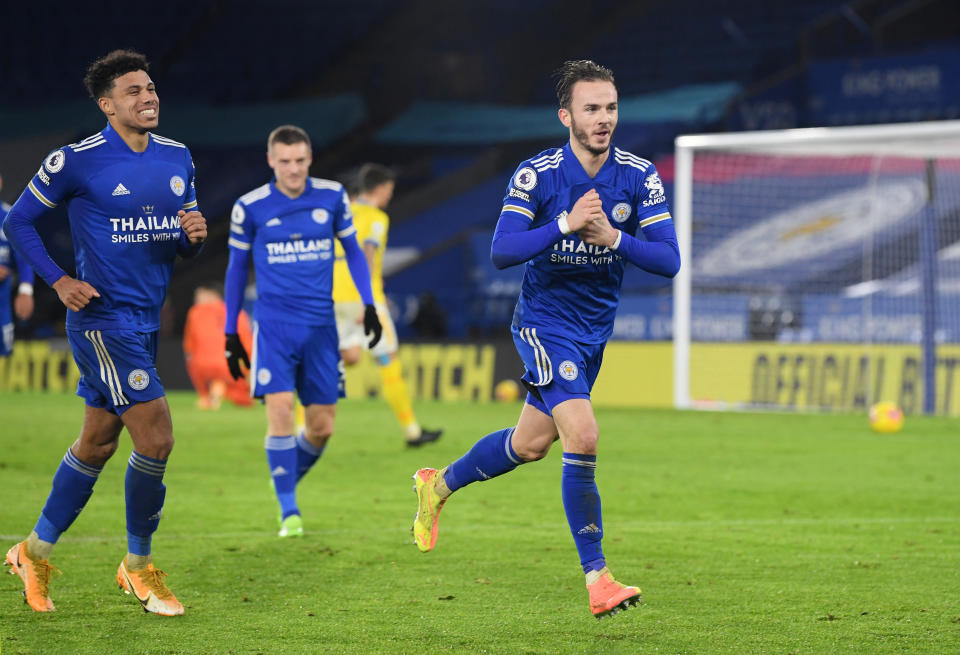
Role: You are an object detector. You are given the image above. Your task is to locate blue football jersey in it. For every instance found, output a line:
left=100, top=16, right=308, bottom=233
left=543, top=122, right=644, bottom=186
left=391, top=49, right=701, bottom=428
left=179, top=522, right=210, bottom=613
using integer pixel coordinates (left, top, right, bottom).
left=19, top=123, right=199, bottom=331
left=0, top=203, right=14, bottom=327
left=501, top=142, right=673, bottom=344
left=228, top=178, right=356, bottom=325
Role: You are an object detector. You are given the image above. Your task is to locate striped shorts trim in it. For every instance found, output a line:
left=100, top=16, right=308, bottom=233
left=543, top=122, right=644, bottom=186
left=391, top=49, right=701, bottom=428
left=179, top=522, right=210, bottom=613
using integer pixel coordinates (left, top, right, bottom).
left=83, top=330, right=129, bottom=407
left=518, top=327, right=552, bottom=386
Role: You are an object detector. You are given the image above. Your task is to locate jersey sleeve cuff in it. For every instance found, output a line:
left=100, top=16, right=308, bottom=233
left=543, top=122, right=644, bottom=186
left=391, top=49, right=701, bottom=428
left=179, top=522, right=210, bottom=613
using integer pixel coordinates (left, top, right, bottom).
left=28, top=181, right=57, bottom=208
left=639, top=212, right=671, bottom=228
left=610, top=231, right=623, bottom=250
left=501, top=204, right=535, bottom=221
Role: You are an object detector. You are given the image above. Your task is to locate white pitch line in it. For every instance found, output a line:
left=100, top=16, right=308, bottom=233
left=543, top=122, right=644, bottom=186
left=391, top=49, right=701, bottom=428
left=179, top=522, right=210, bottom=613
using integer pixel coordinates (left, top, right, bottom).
left=1, top=516, right=956, bottom=544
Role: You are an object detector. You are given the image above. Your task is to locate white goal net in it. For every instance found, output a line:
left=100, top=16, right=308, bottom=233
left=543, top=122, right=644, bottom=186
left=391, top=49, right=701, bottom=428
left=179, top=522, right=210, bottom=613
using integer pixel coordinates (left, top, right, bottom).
left=673, top=120, right=960, bottom=415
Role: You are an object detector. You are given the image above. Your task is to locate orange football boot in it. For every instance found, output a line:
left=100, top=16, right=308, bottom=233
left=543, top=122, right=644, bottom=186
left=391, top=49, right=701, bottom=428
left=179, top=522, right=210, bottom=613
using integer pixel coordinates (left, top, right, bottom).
left=5, top=541, right=57, bottom=612
left=117, top=560, right=184, bottom=616
left=587, top=567, right=641, bottom=620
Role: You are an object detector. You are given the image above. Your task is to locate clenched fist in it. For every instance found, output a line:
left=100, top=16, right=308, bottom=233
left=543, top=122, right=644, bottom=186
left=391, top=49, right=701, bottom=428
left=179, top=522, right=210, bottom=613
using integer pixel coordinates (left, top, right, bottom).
left=179, top=210, right=207, bottom=244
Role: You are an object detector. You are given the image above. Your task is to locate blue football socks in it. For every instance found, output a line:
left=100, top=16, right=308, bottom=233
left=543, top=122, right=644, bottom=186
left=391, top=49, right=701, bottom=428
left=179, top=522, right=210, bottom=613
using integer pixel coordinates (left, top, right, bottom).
left=443, top=427, right=523, bottom=492
left=295, top=431, right=325, bottom=484
left=33, top=448, right=104, bottom=544
left=561, top=452, right=606, bottom=573
left=125, top=451, right=167, bottom=557
left=265, top=435, right=299, bottom=519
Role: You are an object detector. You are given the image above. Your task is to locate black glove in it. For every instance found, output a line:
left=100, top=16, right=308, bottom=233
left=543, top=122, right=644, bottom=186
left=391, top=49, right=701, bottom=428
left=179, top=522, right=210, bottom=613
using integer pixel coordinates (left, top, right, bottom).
left=225, top=333, right=249, bottom=380
left=363, top=304, right=383, bottom=349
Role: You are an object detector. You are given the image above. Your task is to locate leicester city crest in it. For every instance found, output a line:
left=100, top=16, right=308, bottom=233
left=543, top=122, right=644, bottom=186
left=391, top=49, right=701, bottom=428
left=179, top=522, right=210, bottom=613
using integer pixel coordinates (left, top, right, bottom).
left=128, top=369, right=150, bottom=391
left=611, top=202, right=632, bottom=223
left=170, top=176, right=186, bottom=197
left=258, top=368, right=272, bottom=386
left=558, top=360, right=579, bottom=381
left=312, top=208, right=329, bottom=224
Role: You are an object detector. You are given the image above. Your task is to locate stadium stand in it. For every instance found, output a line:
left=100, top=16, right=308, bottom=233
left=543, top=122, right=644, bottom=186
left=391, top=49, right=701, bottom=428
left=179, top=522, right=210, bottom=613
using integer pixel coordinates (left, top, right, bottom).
left=3, top=0, right=955, bottom=340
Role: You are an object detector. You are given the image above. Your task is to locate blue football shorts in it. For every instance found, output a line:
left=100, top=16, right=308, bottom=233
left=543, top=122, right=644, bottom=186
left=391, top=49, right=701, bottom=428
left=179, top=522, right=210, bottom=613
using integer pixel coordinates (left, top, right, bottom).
left=251, top=319, right=344, bottom=405
left=67, top=328, right=165, bottom=415
left=511, top=325, right=605, bottom=415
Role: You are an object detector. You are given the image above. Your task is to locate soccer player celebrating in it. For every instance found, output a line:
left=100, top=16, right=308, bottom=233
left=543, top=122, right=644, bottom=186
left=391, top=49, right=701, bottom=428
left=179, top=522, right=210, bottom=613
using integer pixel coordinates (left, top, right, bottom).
left=2, top=50, right=206, bottom=615
left=224, top=125, right=382, bottom=538
left=332, top=163, right=443, bottom=447
left=412, top=60, right=680, bottom=619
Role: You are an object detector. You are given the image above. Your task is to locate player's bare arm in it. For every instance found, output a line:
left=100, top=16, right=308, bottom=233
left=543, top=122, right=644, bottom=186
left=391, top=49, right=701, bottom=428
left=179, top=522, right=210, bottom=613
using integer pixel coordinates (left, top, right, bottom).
left=178, top=209, right=207, bottom=244
left=0, top=264, right=8, bottom=281
left=51, top=275, right=100, bottom=312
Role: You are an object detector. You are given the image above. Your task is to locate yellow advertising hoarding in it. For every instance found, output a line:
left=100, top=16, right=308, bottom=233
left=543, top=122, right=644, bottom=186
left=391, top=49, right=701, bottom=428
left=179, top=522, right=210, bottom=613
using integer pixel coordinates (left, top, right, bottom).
left=4, top=338, right=958, bottom=416
left=0, top=340, right=80, bottom=393
left=690, top=342, right=960, bottom=416
left=572, top=342, right=960, bottom=415
left=590, top=342, right=674, bottom=407
left=344, top=343, right=497, bottom=402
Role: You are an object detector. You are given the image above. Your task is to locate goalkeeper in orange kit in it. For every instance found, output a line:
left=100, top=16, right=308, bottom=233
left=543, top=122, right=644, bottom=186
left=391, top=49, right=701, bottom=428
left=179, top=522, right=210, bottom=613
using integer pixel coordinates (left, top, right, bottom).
left=182, top=283, right=252, bottom=409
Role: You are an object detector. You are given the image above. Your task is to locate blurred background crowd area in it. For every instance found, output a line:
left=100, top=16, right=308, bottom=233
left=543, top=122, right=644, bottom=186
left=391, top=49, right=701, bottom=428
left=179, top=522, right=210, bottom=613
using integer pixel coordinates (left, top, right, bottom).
left=1, top=0, right=958, bottom=343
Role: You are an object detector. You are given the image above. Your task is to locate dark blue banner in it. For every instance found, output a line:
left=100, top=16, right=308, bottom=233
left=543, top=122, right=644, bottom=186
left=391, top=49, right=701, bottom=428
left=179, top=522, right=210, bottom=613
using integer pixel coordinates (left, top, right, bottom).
left=808, top=48, right=960, bottom=125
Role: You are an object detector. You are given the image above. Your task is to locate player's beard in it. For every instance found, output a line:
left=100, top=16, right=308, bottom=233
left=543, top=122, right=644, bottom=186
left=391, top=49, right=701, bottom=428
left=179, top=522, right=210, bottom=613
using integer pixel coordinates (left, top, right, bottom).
left=571, top=117, right=612, bottom=156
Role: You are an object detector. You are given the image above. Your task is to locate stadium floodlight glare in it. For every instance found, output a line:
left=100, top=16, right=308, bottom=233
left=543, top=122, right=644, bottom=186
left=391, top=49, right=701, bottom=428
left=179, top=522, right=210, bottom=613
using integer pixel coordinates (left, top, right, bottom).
left=673, top=120, right=960, bottom=415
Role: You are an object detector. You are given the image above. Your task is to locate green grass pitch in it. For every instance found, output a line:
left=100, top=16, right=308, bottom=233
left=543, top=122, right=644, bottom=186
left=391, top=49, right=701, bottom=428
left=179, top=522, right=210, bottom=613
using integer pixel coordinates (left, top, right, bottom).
left=0, top=391, right=958, bottom=654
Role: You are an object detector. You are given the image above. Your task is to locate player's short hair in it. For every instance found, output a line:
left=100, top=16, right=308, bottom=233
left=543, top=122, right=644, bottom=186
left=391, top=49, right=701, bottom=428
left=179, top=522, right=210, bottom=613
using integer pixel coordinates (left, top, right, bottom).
left=553, top=60, right=616, bottom=109
left=196, top=281, right=224, bottom=298
left=354, top=163, right=395, bottom=195
left=267, top=125, right=312, bottom=152
left=84, top=50, right=151, bottom=100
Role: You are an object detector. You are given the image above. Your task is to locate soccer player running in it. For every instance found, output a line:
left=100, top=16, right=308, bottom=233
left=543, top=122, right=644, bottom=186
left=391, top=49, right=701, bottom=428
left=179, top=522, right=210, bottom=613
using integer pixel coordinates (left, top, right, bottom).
left=1, top=178, right=36, bottom=354
left=333, top=163, right=443, bottom=447
left=412, top=60, right=680, bottom=620
left=2, top=50, right=206, bottom=615
left=224, top=126, right=382, bottom=538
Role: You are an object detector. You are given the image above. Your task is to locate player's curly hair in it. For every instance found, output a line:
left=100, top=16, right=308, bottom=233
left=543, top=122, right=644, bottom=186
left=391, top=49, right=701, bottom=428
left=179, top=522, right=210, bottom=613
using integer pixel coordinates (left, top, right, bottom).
left=268, top=125, right=312, bottom=152
left=84, top=49, right=151, bottom=100
left=553, top=60, right=615, bottom=109
left=353, top=163, right=395, bottom=195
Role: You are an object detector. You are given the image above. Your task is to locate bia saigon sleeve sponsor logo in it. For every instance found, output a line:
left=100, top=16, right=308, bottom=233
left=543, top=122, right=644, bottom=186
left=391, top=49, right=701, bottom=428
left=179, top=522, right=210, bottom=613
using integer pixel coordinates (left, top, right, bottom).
left=642, top=173, right=665, bottom=207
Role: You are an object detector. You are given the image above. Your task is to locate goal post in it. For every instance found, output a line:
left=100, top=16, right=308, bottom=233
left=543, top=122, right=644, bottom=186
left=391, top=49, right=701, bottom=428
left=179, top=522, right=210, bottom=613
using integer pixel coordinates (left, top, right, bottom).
left=673, top=120, right=960, bottom=415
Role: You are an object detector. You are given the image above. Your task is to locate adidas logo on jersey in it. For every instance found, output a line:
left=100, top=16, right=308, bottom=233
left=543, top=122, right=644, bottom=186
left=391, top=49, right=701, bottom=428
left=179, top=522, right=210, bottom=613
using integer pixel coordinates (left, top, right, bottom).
left=112, top=183, right=131, bottom=196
